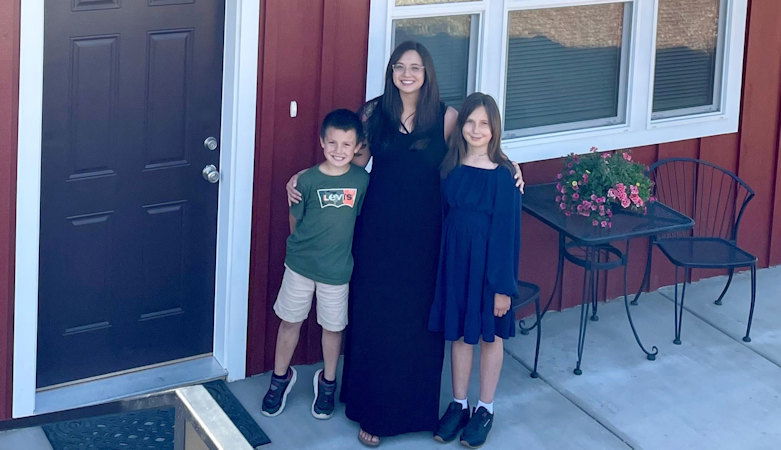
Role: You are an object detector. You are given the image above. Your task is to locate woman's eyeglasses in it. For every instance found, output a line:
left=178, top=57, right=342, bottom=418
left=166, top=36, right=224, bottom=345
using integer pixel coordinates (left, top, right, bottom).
left=391, top=63, right=425, bottom=75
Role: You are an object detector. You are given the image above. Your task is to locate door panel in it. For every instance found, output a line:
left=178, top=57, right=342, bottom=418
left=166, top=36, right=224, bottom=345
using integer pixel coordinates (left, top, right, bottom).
left=38, top=0, right=225, bottom=388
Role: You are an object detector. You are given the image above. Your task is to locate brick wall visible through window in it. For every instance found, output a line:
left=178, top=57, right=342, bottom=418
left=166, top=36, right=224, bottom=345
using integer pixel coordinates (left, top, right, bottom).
left=653, top=0, right=721, bottom=116
left=368, top=0, right=747, bottom=161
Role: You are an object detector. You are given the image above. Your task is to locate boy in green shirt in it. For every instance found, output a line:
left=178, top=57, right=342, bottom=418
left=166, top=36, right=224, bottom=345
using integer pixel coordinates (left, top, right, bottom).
left=261, top=109, right=369, bottom=420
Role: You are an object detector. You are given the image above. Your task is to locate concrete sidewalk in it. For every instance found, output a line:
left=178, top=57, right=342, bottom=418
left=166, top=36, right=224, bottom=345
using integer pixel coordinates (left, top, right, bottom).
left=2, top=266, right=778, bottom=449
left=231, top=265, right=781, bottom=449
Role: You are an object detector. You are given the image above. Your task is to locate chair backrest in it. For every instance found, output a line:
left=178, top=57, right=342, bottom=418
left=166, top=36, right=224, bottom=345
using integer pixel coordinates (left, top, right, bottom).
left=647, top=157, right=754, bottom=241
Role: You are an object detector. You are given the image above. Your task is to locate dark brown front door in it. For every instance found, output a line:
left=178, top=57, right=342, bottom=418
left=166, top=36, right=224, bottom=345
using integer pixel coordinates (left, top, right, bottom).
left=38, top=0, right=226, bottom=388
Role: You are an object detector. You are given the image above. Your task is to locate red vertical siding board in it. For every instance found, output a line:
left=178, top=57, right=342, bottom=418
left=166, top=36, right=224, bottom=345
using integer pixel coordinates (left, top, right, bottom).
left=291, top=0, right=372, bottom=367
left=771, top=83, right=781, bottom=264
left=247, top=0, right=370, bottom=375
left=769, top=48, right=781, bottom=265
left=0, top=0, right=19, bottom=420
left=248, top=0, right=292, bottom=376
left=246, top=0, right=273, bottom=376
left=736, top=0, right=781, bottom=268
left=275, top=0, right=326, bottom=369
left=657, top=139, right=699, bottom=161
left=249, top=0, right=327, bottom=374
left=629, top=144, right=658, bottom=167
left=320, top=0, right=370, bottom=114
left=699, top=134, right=739, bottom=173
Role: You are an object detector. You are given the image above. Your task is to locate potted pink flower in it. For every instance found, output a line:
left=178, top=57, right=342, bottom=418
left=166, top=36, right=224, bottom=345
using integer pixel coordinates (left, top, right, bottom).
left=555, top=147, right=654, bottom=228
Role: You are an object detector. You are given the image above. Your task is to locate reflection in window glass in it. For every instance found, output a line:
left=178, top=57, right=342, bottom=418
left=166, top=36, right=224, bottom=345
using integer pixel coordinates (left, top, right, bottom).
left=393, top=15, right=475, bottom=108
left=505, top=4, right=626, bottom=134
left=396, top=0, right=472, bottom=5
left=653, top=0, right=720, bottom=115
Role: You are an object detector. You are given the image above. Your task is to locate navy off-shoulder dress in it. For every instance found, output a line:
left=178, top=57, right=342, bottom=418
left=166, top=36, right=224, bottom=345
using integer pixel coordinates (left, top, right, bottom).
left=429, top=164, right=521, bottom=344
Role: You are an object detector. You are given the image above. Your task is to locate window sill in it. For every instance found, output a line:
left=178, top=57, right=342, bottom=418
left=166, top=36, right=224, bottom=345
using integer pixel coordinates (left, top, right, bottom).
left=503, top=113, right=738, bottom=163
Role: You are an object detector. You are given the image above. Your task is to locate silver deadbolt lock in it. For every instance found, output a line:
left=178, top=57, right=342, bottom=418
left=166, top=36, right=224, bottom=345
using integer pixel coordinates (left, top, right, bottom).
left=204, top=136, right=218, bottom=151
left=202, top=164, right=220, bottom=183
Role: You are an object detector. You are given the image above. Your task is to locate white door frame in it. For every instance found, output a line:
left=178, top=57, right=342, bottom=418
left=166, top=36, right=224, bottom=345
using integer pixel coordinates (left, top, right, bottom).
left=13, top=0, right=260, bottom=418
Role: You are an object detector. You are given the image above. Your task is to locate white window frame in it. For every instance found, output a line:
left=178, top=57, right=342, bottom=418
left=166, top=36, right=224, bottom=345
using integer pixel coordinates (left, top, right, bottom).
left=650, top=0, right=728, bottom=120
left=501, top=2, right=633, bottom=139
left=367, top=0, right=748, bottom=163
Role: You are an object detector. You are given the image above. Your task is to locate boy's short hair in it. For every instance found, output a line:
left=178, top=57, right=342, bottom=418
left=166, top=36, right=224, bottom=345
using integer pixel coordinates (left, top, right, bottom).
left=320, top=109, right=365, bottom=143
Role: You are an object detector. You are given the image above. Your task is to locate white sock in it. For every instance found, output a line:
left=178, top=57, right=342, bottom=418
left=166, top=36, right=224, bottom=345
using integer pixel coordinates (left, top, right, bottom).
left=477, top=400, right=494, bottom=414
left=454, top=397, right=468, bottom=410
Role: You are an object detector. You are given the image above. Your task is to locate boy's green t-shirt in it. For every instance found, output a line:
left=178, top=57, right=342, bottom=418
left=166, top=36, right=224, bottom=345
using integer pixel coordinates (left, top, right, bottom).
left=285, top=164, right=369, bottom=285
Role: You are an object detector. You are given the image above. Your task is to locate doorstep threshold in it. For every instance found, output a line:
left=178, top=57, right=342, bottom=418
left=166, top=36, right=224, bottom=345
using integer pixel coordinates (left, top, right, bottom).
left=34, top=355, right=227, bottom=415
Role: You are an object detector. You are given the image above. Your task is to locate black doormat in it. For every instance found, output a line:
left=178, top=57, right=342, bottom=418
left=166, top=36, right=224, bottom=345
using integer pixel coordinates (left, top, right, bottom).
left=42, top=380, right=270, bottom=449
left=42, top=407, right=176, bottom=449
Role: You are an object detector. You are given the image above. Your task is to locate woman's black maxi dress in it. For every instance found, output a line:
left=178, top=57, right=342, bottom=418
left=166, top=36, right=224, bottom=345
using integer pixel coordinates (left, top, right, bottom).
left=340, top=101, right=447, bottom=436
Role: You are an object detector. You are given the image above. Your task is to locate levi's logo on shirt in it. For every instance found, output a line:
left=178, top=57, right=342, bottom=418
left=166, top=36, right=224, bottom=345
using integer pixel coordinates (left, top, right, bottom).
left=317, top=188, right=357, bottom=208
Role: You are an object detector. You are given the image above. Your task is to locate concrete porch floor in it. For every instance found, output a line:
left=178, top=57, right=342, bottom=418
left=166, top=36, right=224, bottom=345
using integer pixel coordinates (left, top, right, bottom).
left=2, top=266, right=779, bottom=449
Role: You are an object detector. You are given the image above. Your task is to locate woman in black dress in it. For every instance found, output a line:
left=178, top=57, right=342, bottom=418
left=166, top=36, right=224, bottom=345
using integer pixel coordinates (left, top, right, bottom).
left=340, top=42, right=456, bottom=446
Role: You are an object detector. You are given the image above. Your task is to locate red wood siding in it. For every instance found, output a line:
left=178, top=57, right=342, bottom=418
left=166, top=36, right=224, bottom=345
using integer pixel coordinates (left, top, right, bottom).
left=246, top=0, right=781, bottom=375
left=738, top=0, right=781, bottom=268
left=0, top=0, right=19, bottom=420
left=246, top=0, right=369, bottom=375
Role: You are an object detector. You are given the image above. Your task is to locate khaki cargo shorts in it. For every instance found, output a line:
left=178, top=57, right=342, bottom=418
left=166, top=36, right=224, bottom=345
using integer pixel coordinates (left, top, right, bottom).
left=273, top=265, right=348, bottom=332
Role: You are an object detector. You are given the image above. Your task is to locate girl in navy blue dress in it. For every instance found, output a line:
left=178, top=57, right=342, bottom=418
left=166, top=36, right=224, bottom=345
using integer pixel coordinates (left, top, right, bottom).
left=428, top=93, right=521, bottom=448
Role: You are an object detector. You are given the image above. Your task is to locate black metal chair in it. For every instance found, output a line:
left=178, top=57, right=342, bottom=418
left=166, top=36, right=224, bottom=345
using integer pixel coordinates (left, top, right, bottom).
left=641, top=157, right=757, bottom=344
left=513, top=280, right=542, bottom=378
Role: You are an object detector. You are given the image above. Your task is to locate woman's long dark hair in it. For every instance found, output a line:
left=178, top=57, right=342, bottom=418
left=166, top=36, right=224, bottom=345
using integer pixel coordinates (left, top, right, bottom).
left=364, top=41, right=441, bottom=150
left=440, top=92, right=513, bottom=178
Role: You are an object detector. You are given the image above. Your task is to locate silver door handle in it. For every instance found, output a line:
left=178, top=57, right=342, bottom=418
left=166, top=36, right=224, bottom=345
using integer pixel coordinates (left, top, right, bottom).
left=202, top=165, right=220, bottom=183
left=204, top=136, right=218, bottom=151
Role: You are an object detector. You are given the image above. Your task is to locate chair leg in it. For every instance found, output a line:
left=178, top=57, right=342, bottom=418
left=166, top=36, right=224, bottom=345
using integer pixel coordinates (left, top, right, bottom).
left=743, top=264, right=757, bottom=343
left=673, top=267, right=689, bottom=345
left=531, top=297, right=541, bottom=378
left=714, top=268, right=735, bottom=305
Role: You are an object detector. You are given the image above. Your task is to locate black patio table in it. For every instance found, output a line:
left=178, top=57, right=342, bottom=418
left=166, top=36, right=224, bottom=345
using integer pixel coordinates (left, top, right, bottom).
left=520, top=183, right=694, bottom=375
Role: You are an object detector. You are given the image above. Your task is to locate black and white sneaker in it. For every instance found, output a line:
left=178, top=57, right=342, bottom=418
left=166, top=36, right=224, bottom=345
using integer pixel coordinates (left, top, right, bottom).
left=311, top=369, right=337, bottom=419
left=459, top=406, right=493, bottom=448
left=261, top=367, right=297, bottom=417
left=434, top=401, right=470, bottom=442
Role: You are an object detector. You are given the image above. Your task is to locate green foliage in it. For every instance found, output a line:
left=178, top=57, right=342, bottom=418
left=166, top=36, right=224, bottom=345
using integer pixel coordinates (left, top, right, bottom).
left=556, top=147, right=654, bottom=227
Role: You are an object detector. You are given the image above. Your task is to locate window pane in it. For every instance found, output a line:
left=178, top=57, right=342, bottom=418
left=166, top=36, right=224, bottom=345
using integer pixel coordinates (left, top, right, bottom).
left=393, top=15, right=475, bottom=108
left=653, top=0, right=720, bottom=114
left=396, top=0, right=472, bottom=5
left=505, top=4, right=626, bottom=133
